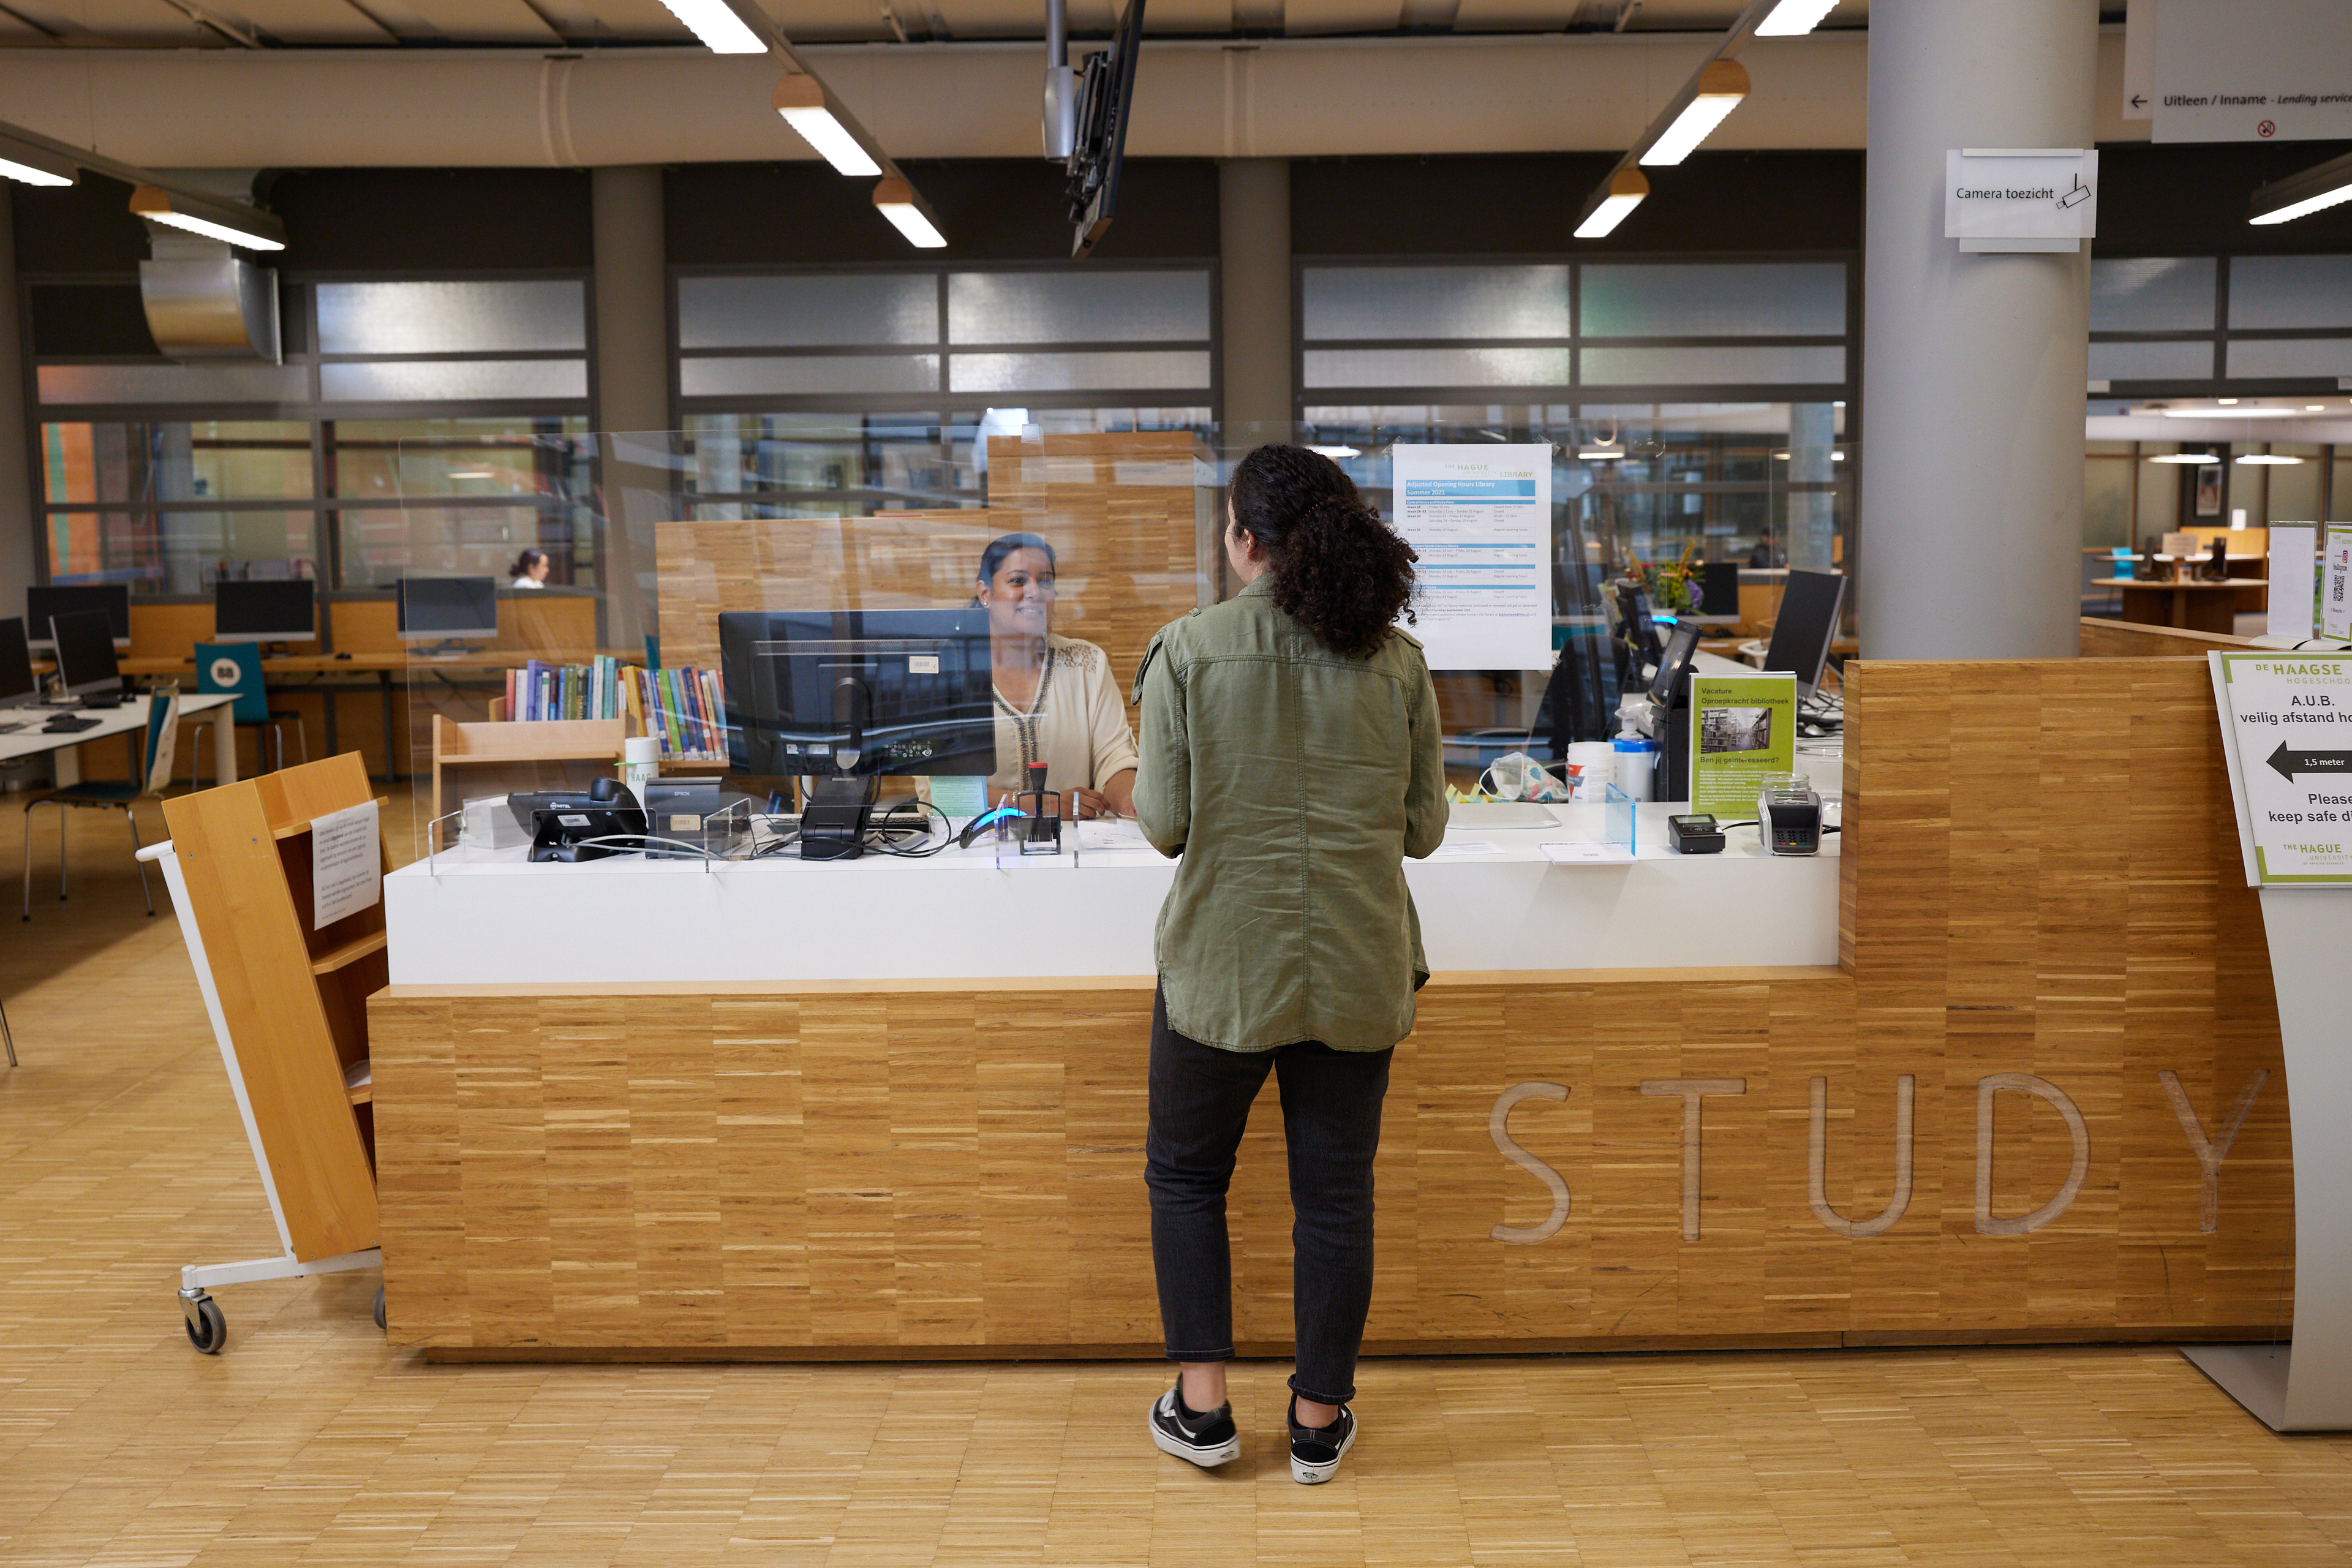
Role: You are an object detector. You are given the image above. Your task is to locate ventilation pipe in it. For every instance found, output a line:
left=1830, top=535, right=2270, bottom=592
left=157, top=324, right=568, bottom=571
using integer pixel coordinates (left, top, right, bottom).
left=1042, top=0, right=1077, bottom=159
left=140, top=236, right=280, bottom=362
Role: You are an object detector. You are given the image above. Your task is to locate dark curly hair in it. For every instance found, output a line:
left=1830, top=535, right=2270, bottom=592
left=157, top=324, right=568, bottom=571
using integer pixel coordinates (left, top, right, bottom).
left=1228, top=444, right=1417, bottom=659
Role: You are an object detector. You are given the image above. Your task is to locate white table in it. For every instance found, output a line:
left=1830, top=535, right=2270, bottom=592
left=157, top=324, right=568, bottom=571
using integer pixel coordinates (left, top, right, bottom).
left=0, top=693, right=238, bottom=788
left=385, top=801, right=1841, bottom=987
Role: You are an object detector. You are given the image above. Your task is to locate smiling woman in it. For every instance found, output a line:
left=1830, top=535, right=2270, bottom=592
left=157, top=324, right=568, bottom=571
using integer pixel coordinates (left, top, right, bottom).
left=972, top=530, right=1138, bottom=817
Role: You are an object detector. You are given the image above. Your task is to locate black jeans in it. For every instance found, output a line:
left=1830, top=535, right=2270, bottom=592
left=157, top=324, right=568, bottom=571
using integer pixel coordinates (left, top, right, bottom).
left=1144, top=987, right=1395, bottom=1406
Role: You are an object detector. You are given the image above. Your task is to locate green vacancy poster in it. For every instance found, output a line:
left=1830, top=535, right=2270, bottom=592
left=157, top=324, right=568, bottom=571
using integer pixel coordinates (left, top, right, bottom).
left=1688, top=673, right=1798, bottom=817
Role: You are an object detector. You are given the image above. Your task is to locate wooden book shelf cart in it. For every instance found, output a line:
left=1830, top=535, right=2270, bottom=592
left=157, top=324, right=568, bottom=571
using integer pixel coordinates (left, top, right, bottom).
left=142, top=753, right=389, bottom=1354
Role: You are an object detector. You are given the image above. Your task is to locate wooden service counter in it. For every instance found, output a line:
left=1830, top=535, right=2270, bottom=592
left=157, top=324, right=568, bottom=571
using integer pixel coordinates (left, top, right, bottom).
left=371, top=656, right=2291, bottom=1362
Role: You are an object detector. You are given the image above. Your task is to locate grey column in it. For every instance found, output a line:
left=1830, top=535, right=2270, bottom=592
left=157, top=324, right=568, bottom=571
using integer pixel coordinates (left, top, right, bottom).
left=1858, top=0, right=2098, bottom=660
left=590, top=166, right=669, bottom=654
left=1219, top=158, right=1292, bottom=445
left=0, top=190, right=34, bottom=627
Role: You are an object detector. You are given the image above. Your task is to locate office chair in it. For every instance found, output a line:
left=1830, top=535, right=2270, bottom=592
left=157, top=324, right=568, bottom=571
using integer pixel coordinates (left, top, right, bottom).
left=23, top=685, right=179, bottom=921
left=1, top=995, right=13, bottom=1068
left=189, top=642, right=306, bottom=783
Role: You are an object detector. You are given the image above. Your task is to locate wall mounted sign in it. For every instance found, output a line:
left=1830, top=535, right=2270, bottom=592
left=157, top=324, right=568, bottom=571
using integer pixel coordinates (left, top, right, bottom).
left=1390, top=443, right=1553, bottom=671
left=1943, top=148, right=2098, bottom=254
left=2212, top=650, right=2352, bottom=884
left=2145, top=0, right=2352, bottom=143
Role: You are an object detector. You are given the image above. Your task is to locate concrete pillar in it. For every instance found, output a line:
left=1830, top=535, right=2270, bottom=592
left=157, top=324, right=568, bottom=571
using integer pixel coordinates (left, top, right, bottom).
left=1858, top=0, right=2098, bottom=660
left=1218, top=158, right=1292, bottom=447
left=590, top=166, right=669, bottom=654
left=0, top=190, right=34, bottom=627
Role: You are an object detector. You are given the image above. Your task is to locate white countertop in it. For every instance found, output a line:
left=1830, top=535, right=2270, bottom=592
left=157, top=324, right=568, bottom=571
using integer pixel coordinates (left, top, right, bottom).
left=384, top=796, right=1842, bottom=987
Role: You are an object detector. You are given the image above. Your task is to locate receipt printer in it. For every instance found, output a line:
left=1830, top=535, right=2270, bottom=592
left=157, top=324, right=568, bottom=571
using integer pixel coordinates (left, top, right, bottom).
left=1758, top=774, right=1823, bottom=856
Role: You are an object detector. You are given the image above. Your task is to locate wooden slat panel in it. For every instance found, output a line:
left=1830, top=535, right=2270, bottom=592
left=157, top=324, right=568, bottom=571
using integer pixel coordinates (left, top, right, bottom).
left=372, top=655, right=2293, bottom=1354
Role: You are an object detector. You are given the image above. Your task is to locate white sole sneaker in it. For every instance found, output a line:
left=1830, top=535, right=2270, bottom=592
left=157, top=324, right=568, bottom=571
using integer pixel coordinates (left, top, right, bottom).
left=1148, top=1395, right=1241, bottom=1468
left=1289, top=1419, right=1355, bottom=1484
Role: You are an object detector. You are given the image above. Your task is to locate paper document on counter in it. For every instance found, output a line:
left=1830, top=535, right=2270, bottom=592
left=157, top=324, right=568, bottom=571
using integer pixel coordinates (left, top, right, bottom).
left=1542, top=840, right=1635, bottom=865
left=1391, top=444, right=1551, bottom=671
left=1077, top=817, right=1155, bottom=851
left=312, top=800, right=381, bottom=927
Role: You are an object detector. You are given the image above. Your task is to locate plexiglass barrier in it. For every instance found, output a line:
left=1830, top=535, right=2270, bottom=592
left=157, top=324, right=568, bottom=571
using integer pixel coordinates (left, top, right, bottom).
left=382, top=418, right=1852, bottom=861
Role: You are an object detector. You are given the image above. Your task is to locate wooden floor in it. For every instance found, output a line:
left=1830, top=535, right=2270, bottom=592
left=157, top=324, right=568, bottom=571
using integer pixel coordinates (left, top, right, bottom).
left=4, top=784, right=2351, bottom=1566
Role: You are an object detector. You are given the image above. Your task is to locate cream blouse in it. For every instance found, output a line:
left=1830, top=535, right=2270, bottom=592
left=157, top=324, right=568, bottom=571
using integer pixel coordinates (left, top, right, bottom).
left=986, top=633, right=1140, bottom=804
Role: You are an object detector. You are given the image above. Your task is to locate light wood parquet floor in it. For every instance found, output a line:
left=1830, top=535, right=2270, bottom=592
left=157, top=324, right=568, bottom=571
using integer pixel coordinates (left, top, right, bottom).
left=2, top=783, right=2351, bottom=1566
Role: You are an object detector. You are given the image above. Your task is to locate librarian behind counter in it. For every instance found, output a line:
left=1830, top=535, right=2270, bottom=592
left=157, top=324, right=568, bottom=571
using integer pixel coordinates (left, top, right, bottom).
left=973, top=531, right=1138, bottom=818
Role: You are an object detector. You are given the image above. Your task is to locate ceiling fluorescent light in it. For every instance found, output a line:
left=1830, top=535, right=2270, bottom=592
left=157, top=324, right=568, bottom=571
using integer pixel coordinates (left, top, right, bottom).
left=1640, top=60, right=1749, bottom=167
left=657, top=0, right=767, bottom=53
left=775, top=74, right=881, bottom=177
left=2146, top=452, right=2219, bottom=464
left=873, top=177, right=946, bottom=249
left=0, top=134, right=75, bottom=188
left=127, top=184, right=285, bottom=252
left=2237, top=453, right=2305, bottom=465
left=1574, top=168, right=1649, bottom=240
left=2248, top=149, right=2352, bottom=227
left=1308, top=446, right=1360, bottom=459
left=2162, top=405, right=2298, bottom=417
left=1576, top=448, right=1624, bottom=461
left=1754, top=0, right=1838, bottom=36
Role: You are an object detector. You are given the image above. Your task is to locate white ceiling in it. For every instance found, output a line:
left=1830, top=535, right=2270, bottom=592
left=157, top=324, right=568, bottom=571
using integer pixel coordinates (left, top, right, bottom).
left=0, top=0, right=1868, bottom=47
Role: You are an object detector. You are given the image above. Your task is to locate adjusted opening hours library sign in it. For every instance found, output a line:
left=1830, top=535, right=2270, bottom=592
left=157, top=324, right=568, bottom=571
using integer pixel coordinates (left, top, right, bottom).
left=2212, top=650, right=2352, bottom=883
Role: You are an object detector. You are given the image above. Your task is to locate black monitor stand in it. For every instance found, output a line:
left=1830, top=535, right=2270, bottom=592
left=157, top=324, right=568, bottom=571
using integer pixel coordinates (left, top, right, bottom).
left=801, top=772, right=877, bottom=861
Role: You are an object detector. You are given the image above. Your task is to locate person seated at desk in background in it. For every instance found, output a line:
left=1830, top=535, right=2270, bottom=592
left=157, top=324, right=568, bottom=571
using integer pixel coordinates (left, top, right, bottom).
left=974, top=531, right=1137, bottom=818
left=508, top=548, right=549, bottom=589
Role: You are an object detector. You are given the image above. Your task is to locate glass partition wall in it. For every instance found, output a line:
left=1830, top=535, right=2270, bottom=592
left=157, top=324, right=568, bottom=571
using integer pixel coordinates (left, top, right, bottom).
left=393, top=421, right=1851, bottom=853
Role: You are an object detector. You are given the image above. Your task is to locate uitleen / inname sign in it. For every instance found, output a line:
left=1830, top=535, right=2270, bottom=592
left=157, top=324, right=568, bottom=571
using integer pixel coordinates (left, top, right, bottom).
left=312, top=799, right=382, bottom=928
left=2212, top=650, right=2352, bottom=884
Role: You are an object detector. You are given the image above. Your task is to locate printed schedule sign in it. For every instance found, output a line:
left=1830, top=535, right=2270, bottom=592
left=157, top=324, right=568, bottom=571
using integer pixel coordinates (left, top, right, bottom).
left=2324, top=526, right=2352, bottom=642
left=1390, top=445, right=1552, bottom=671
left=2212, top=651, right=2352, bottom=884
left=1688, top=672, right=1797, bottom=819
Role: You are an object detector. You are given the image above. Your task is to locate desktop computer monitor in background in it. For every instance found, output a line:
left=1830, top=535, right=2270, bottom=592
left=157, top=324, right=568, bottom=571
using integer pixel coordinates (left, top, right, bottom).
left=27, top=584, right=129, bottom=650
left=1761, top=569, right=1847, bottom=700
left=396, top=576, right=499, bottom=643
left=50, top=608, right=122, bottom=700
left=718, top=608, right=997, bottom=780
left=1700, top=562, right=1743, bottom=619
left=215, top=579, right=318, bottom=644
left=0, top=617, right=36, bottom=709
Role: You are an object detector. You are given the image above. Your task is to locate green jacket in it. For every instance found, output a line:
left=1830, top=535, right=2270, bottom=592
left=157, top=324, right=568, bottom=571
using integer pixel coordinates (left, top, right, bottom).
left=1132, top=577, right=1449, bottom=1053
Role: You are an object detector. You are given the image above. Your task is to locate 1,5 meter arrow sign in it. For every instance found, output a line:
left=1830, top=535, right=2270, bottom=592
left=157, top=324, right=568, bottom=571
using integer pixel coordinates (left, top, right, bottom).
left=2267, top=742, right=2352, bottom=780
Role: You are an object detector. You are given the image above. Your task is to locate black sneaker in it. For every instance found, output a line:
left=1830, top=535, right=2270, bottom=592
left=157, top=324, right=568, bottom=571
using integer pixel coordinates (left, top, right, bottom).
left=1148, top=1383, right=1240, bottom=1468
left=1287, top=1395, right=1356, bottom=1484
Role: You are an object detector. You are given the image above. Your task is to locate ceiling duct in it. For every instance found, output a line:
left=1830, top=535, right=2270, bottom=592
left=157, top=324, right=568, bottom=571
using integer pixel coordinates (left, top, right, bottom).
left=139, top=237, right=280, bottom=363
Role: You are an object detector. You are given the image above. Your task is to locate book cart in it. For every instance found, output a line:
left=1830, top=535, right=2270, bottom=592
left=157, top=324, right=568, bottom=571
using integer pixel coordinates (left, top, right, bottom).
left=140, top=753, right=388, bottom=1352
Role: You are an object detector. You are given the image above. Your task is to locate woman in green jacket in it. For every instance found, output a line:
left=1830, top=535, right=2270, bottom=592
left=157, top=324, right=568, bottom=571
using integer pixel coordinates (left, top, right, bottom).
left=1134, top=443, right=1447, bottom=1484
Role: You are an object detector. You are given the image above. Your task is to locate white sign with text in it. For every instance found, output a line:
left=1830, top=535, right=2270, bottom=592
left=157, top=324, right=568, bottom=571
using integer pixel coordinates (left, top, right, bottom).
left=2149, top=0, right=2352, bottom=143
left=1944, top=149, right=2098, bottom=249
left=2214, top=651, right=2352, bottom=885
left=1391, top=444, right=1553, bottom=671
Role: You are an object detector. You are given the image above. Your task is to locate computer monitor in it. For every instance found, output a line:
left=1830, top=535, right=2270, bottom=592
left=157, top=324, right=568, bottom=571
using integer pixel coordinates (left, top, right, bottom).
left=214, top=579, right=318, bottom=644
left=1700, top=562, right=1743, bottom=619
left=1646, top=620, right=1702, bottom=707
left=0, top=617, right=36, bottom=709
left=50, top=608, right=122, bottom=701
left=396, top=576, right=499, bottom=643
left=1760, top=569, right=1847, bottom=699
left=27, top=584, right=129, bottom=650
left=719, top=608, right=997, bottom=780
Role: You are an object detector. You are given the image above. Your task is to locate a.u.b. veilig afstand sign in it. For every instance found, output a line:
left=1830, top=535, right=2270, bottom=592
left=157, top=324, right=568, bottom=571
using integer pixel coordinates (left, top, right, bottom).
left=2212, top=650, right=2352, bottom=884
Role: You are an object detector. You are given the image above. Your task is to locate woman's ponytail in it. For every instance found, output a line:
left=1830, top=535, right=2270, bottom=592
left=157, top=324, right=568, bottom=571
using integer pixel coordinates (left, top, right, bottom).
left=1229, top=445, right=1417, bottom=659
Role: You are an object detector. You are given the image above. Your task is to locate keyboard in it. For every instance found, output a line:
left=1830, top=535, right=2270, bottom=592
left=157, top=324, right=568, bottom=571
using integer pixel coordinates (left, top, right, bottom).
left=40, top=715, right=100, bottom=733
